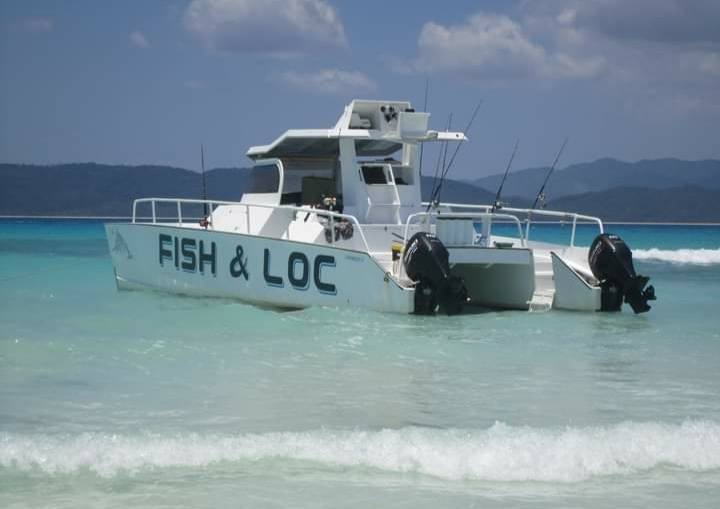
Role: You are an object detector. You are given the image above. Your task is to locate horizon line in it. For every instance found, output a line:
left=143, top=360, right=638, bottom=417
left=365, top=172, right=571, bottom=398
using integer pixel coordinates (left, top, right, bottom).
left=2, top=215, right=719, bottom=226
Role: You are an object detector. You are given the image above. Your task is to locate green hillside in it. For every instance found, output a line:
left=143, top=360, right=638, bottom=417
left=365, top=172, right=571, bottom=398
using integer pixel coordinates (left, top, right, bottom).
left=2, top=161, right=719, bottom=222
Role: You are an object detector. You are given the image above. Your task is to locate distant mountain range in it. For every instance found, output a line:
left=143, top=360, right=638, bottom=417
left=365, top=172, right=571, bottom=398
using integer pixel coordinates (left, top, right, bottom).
left=1, top=159, right=719, bottom=221
left=548, top=185, right=720, bottom=223
left=469, top=158, right=720, bottom=199
left=0, top=163, right=247, bottom=216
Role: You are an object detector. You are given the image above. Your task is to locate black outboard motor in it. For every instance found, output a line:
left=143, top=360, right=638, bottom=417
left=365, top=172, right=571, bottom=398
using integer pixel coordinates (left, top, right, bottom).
left=403, top=232, right=468, bottom=315
left=588, top=233, right=656, bottom=314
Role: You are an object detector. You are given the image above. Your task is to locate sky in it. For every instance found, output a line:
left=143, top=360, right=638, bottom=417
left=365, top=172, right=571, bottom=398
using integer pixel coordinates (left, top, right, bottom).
left=1, top=0, right=719, bottom=179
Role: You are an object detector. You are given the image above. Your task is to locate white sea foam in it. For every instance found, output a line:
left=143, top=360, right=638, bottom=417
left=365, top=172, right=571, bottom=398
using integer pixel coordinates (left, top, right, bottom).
left=2, top=421, right=720, bottom=481
left=633, top=248, right=720, bottom=265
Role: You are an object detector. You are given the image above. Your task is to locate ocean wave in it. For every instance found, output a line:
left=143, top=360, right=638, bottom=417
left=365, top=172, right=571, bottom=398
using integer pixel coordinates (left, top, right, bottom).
left=2, top=421, right=720, bottom=481
left=633, top=248, right=720, bottom=265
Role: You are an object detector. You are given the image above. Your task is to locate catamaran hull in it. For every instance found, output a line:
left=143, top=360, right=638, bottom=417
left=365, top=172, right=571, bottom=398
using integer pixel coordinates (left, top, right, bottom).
left=105, top=223, right=414, bottom=313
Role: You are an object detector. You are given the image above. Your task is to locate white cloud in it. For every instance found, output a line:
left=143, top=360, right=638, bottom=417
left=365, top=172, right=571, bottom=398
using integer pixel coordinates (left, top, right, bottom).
left=414, top=13, right=605, bottom=80
left=129, top=31, right=150, bottom=48
left=519, top=0, right=720, bottom=116
left=556, top=8, right=576, bottom=26
left=409, top=1, right=719, bottom=92
left=522, top=1, right=720, bottom=51
left=700, top=53, right=720, bottom=76
left=568, top=0, right=720, bottom=44
left=523, top=1, right=720, bottom=81
left=279, top=69, right=376, bottom=94
left=184, top=0, right=346, bottom=56
left=24, top=17, right=53, bottom=32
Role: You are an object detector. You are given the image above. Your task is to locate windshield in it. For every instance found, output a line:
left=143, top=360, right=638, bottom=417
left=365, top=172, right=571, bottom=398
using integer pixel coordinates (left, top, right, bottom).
left=245, top=164, right=280, bottom=194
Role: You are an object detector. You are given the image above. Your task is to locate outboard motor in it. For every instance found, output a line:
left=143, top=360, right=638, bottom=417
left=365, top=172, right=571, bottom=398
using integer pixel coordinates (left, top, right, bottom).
left=403, top=232, right=468, bottom=315
left=588, top=233, right=656, bottom=314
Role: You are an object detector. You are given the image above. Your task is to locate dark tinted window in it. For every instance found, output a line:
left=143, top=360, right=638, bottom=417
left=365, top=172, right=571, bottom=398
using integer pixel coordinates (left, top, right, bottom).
left=361, top=165, right=388, bottom=184
left=355, top=139, right=402, bottom=157
left=245, top=164, right=279, bottom=193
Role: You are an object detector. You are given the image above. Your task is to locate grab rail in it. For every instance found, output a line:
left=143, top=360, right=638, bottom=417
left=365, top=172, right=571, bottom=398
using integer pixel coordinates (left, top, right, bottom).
left=132, top=197, right=372, bottom=253
left=133, top=198, right=239, bottom=225
left=403, top=211, right=526, bottom=247
left=130, top=197, right=603, bottom=254
left=502, top=207, right=604, bottom=246
left=425, top=202, right=604, bottom=247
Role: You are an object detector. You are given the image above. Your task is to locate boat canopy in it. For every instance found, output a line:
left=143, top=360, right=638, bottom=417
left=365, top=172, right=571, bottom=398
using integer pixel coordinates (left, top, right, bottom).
left=246, top=130, right=403, bottom=160
left=246, top=100, right=470, bottom=162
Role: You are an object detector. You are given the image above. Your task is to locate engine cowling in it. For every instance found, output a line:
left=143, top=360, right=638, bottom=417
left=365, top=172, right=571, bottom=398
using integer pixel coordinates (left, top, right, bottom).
left=588, top=233, right=656, bottom=313
left=403, top=232, right=468, bottom=315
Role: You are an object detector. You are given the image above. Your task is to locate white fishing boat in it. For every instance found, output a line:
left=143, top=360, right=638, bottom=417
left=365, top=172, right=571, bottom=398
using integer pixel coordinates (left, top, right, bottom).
left=105, top=99, right=655, bottom=314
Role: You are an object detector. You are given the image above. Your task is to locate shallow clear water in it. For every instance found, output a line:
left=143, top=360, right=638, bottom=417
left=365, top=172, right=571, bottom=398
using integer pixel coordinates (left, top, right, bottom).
left=1, top=220, right=719, bottom=508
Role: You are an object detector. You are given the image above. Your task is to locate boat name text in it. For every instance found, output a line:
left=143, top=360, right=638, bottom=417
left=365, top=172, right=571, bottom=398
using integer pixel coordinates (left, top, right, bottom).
left=157, top=234, right=336, bottom=293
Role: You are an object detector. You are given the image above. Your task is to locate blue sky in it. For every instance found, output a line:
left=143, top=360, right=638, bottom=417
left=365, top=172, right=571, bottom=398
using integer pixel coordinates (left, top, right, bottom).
left=1, top=0, right=719, bottom=178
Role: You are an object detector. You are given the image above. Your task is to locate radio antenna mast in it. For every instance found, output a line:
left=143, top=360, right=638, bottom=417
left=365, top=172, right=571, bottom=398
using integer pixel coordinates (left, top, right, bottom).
left=530, top=137, right=568, bottom=210
left=491, top=138, right=519, bottom=212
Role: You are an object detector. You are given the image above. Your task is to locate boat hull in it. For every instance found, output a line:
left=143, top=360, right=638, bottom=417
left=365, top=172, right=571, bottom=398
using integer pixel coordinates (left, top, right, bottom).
left=447, top=246, right=536, bottom=310
left=105, top=223, right=414, bottom=313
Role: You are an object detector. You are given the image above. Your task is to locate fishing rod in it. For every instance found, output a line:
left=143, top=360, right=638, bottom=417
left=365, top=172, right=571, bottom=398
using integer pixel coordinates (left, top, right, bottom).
left=418, top=78, right=430, bottom=177
left=491, top=138, right=520, bottom=212
left=530, top=137, right=568, bottom=210
left=200, top=144, right=208, bottom=218
left=430, top=101, right=483, bottom=207
left=426, top=113, right=452, bottom=211
left=441, top=117, right=450, bottom=175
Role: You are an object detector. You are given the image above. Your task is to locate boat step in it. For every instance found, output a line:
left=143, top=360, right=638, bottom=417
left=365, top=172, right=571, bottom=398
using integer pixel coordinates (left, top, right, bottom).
left=528, top=289, right=555, bottom=312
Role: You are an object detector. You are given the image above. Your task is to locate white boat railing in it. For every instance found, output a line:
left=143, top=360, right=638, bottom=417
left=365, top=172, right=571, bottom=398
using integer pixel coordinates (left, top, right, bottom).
left=132, top=197, right=238, bottom=225
left=403, top=210, right=526, bottom=247
left=132, top=197, right=372, bottom=253
left=131, top=198, right=603, bottom=254
left=427, top=202, right=604, bottom=247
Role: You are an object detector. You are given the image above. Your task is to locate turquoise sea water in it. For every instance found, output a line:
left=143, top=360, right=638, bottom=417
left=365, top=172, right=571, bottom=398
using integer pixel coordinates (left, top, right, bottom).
left=1, top=220, right=720, bottom=508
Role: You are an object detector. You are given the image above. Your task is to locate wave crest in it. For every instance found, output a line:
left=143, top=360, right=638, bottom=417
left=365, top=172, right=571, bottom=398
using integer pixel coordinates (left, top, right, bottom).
left=2, top=421, right=720, bottom=481
left=633, top=248, right=720, bottom=265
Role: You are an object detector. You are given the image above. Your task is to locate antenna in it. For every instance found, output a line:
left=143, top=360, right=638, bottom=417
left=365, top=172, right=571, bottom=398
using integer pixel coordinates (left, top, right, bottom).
left=530, top=137, right=568, bottom=210
left=418, top=78, right=429, bottom=177
left=200, top=144, right=208, bottom=217
left=491, top=138, right=520, bottom=212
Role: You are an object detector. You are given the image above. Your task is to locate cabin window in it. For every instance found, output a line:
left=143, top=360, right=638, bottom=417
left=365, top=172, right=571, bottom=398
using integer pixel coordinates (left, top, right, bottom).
left=245, top=164, right=280, bottom=194
left=279, top=159, right=338, bottom=206
left=359, top=163, right=413, bottom=185
left=354, top=139, right=402, bottom=158
left=360, top=165, right=388, bottom=184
